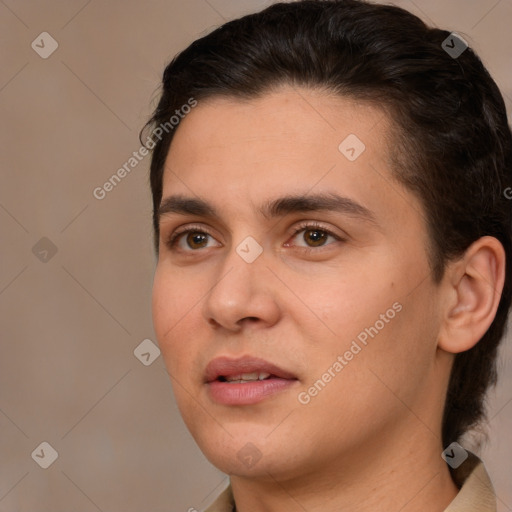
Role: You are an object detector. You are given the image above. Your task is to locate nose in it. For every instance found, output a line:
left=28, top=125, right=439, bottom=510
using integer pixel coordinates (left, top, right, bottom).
left=201, top=241, right=281, bottom=332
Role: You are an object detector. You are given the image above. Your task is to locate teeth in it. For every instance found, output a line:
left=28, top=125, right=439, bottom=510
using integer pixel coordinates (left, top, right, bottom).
left=225, top=372, right=271, bottom=383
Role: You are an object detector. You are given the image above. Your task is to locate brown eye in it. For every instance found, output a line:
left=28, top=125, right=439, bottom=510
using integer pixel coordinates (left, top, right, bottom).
left=186, top=232, right=209, bottom=249
left=166, top=226, right=220, bottom=252
left=286, top=223, right=343, bottom=251
left=303, top=229, right=328, bottom=247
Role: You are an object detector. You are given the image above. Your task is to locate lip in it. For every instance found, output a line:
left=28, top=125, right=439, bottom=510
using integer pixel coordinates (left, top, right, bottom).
left=204, top=356, right=297, bottom=382
left=204, top=355, right=299, bottom=405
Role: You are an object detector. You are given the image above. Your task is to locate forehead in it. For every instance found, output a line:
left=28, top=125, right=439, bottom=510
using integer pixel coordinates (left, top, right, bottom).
left=162, top=86, right=394, bottom=193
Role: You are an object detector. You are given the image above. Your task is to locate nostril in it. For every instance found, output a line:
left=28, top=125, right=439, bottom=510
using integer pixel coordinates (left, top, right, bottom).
left=240, top=316, right=259, bottom=324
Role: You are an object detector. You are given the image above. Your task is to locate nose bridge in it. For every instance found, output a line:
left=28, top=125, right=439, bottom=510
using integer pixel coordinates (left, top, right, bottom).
left=210, top=235, right=264, bottom=302
left=217, top=228, right=266, bottom=284
left=202, top=234, right=275, bottom=328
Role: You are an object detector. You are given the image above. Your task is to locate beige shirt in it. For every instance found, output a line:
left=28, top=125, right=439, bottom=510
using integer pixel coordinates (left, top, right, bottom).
left=203, top=452, right=496, bottom=512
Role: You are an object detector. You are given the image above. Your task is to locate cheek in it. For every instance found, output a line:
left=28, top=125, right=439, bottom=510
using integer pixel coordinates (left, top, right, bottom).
left=152, top=267, right=196, bottom=371
left=301, top=301, right=434, bottom=444
left=151, top=268, right=174, bottom=344
left=286, top=265, right=395, bottom=352
left=152, top=265, right=202, bottom=331
left=347, top=283, right=440, bottom=409
left=152, top=271, right=204, bottom=423
left=298, top=262, right=436, bottom=403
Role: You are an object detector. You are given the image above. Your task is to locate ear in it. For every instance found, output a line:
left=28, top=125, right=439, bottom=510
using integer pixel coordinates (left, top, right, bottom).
left=437, top=236, right=506, bottom=354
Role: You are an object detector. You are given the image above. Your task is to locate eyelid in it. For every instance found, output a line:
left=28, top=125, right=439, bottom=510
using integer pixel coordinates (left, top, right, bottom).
left=285, top=220, right=345, bottom=248
left=165, top=223, right=219, bottom=248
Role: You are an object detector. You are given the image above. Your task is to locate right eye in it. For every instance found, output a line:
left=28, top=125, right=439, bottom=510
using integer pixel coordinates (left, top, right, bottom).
left=165, top=226, right=222, bottom=252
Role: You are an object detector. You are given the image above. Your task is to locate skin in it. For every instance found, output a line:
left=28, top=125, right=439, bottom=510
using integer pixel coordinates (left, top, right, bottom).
left=152, top=85, right=505, bottom=512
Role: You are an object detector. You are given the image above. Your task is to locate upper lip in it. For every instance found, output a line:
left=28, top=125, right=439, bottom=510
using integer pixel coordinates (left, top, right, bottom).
left=204, top=356, right=297, bottom=383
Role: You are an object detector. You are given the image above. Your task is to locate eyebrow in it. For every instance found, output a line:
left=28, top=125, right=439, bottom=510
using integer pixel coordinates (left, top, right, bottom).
left=158, top=192, right=378, bottom=226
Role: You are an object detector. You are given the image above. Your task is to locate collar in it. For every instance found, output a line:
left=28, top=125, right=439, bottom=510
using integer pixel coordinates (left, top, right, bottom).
left=444, top=451, right=496, bottom=512
left=203, top=451, right=496, bottom=512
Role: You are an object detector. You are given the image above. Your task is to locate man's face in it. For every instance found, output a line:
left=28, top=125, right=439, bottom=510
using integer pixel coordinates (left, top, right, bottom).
left=152, top=87, right=448, bottom=479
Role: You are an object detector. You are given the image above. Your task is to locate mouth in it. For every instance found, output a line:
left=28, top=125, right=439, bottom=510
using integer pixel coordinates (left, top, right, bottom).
left=204, top=356, right=299, bottom=405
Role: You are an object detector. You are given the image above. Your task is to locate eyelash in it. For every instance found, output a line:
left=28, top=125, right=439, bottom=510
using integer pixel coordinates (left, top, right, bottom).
left=165, top=221, right=344, bottom=253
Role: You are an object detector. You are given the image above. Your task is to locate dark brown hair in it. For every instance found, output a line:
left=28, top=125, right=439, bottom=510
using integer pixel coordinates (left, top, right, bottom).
left=141, top=0, right=512, bottom=447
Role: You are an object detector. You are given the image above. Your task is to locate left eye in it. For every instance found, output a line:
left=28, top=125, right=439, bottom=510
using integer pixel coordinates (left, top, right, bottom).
left=287, top=225, right=341, bottom=248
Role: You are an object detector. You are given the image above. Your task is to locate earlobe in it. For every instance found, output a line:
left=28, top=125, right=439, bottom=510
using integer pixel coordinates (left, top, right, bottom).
left=438, top=236, right=506, bottom=354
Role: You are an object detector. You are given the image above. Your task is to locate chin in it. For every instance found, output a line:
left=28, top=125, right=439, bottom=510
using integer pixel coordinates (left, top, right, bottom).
left=205, top=448, right=286, bottom=480
left=190, top=425, right=270, bottom=467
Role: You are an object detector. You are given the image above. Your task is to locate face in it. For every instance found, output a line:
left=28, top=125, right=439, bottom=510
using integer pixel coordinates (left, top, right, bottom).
left=152, top=86, right=449, bottom=481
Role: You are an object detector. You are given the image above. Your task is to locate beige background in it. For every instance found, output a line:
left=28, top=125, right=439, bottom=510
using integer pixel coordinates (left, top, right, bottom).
left=0, top=0, right=511, bottom=511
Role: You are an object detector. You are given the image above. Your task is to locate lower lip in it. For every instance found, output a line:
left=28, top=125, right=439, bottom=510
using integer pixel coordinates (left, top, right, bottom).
left=207, top=378, right=298, bottom=405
